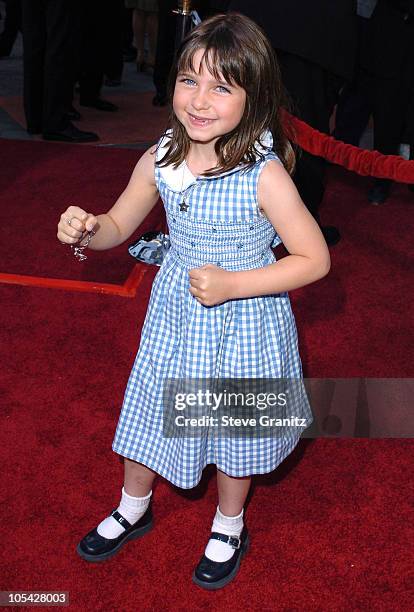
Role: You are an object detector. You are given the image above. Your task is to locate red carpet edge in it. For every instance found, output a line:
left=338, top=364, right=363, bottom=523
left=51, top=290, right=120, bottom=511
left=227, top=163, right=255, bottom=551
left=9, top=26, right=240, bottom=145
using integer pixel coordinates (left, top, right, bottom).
left=0, top=263, right=148, bottom=297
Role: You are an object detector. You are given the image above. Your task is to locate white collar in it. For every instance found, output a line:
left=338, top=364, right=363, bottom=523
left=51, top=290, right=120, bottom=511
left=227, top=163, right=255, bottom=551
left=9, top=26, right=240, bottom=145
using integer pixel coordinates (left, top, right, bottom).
left=156, top=129, right=274, bottom=192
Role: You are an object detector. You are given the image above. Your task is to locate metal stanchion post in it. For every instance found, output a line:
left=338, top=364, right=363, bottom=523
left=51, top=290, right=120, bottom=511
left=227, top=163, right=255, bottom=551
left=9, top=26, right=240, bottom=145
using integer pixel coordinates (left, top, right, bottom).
left=172, top=1, right=197, bottom=50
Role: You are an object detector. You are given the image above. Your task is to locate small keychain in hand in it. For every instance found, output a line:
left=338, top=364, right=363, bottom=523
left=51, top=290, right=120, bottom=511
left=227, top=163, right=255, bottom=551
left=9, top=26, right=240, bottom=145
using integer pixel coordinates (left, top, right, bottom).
left=65, top=216, right=95, bottom=262
left=71, top=228, right=96, bottom=262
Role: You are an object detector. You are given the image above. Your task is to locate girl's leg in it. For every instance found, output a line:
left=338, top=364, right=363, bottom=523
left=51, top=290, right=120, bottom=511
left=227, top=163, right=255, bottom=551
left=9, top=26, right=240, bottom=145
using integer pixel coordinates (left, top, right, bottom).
left=124, top=457, right=157, bottom=496
left=200, top=469, right=251, bottom=563
left=216, top=469, right=251, bottom=515
left=94, top=458, right=157, bottom=540
left=77, top=458, right=156, bottom=560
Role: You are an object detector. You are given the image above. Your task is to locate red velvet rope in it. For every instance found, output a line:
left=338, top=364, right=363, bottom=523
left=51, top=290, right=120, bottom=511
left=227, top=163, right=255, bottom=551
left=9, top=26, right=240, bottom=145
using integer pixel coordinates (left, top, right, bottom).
left=282, top=110, right=414, bottom=184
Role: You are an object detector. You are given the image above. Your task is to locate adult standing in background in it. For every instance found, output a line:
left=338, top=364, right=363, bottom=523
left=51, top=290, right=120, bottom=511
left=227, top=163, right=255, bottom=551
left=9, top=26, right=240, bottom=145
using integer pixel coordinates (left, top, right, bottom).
left=359, top=0, right=414, bottom=203
left=228, top=0, right=358, bottom=246
left=21, top=0, right=99, bottom=142
left=75, top=0, right=120, bottom=113
left=125, top=0, right=159, bottom=73
left=334, top=0, right=378, bottom=147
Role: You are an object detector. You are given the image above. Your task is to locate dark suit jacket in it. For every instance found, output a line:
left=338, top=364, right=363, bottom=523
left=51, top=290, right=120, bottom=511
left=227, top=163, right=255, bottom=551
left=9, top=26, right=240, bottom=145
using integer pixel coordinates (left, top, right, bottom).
left=228, top=0, right=358, bottom=81
left=360, top=0, right=414, bottom=78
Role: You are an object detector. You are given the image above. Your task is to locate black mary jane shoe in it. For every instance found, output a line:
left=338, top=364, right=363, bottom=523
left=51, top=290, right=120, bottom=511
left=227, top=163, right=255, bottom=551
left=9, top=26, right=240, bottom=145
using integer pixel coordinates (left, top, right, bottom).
left=192, top=527, right=250, bottom=590
left=76, top=504, right=153, bottom=563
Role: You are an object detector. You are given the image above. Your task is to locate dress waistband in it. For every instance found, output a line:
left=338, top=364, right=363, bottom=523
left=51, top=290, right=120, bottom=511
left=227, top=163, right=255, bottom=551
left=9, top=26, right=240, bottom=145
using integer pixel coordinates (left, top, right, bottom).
left=167, top=244, right=273, bottom=271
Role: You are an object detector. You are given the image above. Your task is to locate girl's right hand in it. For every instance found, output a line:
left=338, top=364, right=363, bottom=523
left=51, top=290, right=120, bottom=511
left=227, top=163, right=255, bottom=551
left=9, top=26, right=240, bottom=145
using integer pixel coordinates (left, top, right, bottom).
left=57, top=205, right=98, bottom=244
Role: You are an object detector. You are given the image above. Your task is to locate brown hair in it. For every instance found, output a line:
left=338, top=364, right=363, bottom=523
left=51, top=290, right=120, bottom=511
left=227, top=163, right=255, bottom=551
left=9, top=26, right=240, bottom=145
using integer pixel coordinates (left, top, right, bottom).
left=156, top=12, right=296, bottom=177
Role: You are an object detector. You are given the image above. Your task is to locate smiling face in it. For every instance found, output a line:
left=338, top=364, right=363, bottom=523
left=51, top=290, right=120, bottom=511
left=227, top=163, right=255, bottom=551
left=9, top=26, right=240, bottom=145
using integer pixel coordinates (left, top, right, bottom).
left=172, top=48, right=247, bottom=148
left=163, top=14, right=289, bottom=177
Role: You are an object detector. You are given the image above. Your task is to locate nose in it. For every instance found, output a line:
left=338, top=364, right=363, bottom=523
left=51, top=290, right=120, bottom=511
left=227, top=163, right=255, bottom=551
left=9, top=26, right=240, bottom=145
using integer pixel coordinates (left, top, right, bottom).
left=191, top=86, right=210, bottom=110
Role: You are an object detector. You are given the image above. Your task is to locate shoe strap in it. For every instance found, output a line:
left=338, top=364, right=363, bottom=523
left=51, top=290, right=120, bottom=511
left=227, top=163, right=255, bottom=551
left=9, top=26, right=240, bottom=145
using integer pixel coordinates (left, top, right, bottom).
left=110, top=509, right=132, bottom=530
left=210, top=532, right=241, bottom=549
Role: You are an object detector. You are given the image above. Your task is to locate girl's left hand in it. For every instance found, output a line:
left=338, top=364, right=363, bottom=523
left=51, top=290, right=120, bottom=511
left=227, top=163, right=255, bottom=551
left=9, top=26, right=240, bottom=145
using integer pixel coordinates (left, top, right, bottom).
left=188, top=264, right=232, bottom=306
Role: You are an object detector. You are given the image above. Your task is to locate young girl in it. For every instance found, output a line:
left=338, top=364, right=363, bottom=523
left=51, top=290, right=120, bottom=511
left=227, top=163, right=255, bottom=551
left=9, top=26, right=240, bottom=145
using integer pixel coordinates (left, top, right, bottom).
left=57, top=13, right=330, bottom=590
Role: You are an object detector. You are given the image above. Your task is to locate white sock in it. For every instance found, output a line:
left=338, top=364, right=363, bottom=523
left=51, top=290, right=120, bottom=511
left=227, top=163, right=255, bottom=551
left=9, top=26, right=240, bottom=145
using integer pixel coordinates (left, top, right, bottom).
left=96, top=487, right=152, bottom=539
left=204, top=505, right=244, bottom=562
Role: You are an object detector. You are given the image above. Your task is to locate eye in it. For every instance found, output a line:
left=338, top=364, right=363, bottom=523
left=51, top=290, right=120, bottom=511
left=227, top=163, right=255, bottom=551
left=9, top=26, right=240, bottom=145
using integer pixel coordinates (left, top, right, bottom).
left=216, top=85, right=231, bottom=94
left=179, top=77, right=196, bottom=86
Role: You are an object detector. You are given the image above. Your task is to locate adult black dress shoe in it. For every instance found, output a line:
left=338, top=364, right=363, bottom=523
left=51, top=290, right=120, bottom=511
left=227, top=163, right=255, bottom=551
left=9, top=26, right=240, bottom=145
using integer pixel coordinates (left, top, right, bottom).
left=192, top=527, right=250, bottom=590
left=321, top=225, right=341, bottom=246
left=77, top=504, right=153, bottom=563
left=43, top=123, right=99, bottom=143
left=80, top=98, right=118, bottom=112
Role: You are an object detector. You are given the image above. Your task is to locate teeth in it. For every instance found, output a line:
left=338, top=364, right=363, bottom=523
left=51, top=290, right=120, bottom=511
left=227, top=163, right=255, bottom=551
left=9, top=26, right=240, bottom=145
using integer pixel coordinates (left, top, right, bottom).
left=190, top=114, right=210, bottom=123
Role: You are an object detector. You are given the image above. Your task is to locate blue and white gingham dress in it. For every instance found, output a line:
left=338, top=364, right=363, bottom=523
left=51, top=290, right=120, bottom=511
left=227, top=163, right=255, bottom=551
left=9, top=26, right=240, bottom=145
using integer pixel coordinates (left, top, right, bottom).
left=112, top=130, right=313, bottom=489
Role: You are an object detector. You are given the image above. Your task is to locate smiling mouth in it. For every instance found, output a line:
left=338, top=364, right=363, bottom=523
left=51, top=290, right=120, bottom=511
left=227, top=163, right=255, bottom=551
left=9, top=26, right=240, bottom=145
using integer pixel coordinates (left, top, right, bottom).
left=188, top=113, right=216, bottom=126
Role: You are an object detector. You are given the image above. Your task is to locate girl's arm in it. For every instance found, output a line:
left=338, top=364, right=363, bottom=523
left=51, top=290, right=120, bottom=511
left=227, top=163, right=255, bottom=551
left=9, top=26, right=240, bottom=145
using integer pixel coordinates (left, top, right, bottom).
left=228, top=160, right=331, bottom=299
left=57, top=146, right=159, bottom=251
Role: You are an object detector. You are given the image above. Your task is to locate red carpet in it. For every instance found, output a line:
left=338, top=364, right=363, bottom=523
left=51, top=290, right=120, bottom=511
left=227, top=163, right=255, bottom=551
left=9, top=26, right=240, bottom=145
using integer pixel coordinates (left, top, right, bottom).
left=296, top=165, right=414, bottom=377
left=0, top=140, right=413, bottom=610
left=0, top=139, right=164, bottom=288
left=0, top=91, right=169, bottom=145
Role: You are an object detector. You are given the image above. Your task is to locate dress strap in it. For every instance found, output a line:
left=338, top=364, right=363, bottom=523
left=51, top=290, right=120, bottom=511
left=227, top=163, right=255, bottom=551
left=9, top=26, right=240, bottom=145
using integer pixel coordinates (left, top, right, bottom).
left=153, top=130, right=173, bottom=188
left=244, top=151, right=283, bottom=219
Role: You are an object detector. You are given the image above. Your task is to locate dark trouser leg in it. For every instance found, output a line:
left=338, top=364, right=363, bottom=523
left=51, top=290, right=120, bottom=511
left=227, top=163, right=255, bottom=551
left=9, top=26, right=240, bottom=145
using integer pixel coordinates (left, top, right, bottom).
left=78, top=0, right=104, bottom=103
left=373, top=79, right=406, bottom=157
left=368, top=73, right=409, bottom=202
left=103, top=0, right=123, bottom=80
left=276, top=50, right=342, bottom=223
left=42, top=0, right=79, bottom=132
left=292, top=153, right=325, bottom=222
left=145, top=11, right=158, bottom=66
left=153, top=0, right=175, bottom=101
left=21, top=0, right=45, bottom=131
left=333, top=16, right=373, bottom=146
left=122, top=6, right=134, bottom=52
left=0, top=0, right=22, bottom=55
left=333, top=73, right=373, bottom=146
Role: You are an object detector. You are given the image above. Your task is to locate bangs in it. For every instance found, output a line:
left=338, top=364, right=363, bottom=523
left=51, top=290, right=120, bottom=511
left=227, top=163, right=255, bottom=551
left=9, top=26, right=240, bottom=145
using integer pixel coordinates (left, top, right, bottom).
left=177, top=35, right=247, bottom=88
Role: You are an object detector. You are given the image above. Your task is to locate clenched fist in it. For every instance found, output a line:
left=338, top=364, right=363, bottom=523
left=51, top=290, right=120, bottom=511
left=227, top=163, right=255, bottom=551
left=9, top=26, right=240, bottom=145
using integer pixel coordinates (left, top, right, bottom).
left=188, top=263, right=233, bottom=306
left=57, top=205, right=98, bottom=245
